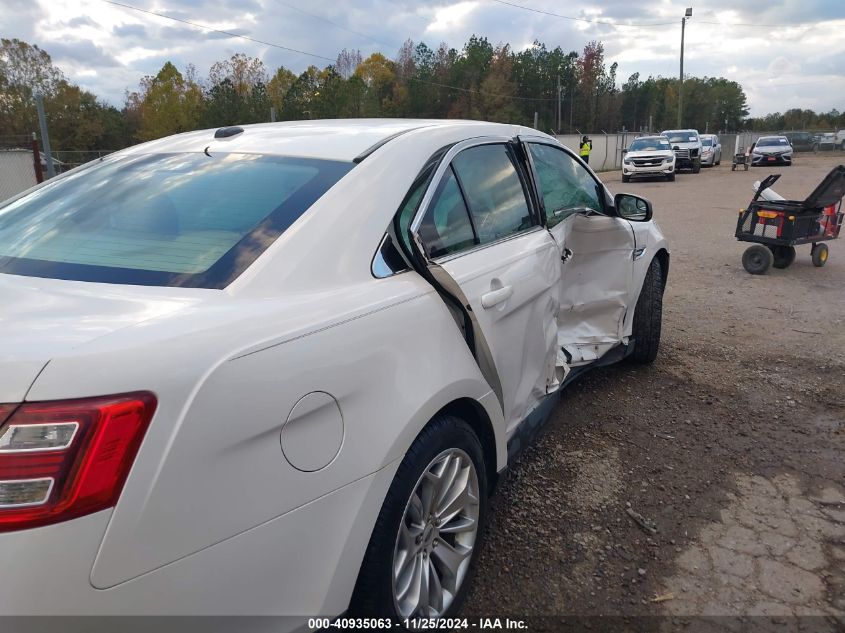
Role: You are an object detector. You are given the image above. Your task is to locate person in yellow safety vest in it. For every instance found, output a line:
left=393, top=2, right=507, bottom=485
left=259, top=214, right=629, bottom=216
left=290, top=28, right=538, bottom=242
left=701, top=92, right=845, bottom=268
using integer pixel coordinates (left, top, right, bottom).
left=579, top=136, right=593, bottom=164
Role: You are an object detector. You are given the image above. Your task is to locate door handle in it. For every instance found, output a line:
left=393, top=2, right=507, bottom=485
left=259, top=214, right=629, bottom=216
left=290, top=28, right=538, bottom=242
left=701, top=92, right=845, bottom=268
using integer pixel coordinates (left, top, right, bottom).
left=481, top=285, right=513, bottom=309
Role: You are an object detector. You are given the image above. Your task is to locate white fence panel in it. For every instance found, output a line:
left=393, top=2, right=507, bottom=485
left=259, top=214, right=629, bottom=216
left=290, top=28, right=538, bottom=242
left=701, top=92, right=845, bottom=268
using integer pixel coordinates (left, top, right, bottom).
left=0, top=150, right=37, bottom=202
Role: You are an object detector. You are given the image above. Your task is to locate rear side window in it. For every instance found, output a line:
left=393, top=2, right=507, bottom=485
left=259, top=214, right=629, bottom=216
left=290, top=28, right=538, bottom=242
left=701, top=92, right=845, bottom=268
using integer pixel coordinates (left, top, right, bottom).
left=451, top=144, right=533, bottom=244
left=417, top=167, right=476, bottom=258
left=0, top=152, right=353, bottom=288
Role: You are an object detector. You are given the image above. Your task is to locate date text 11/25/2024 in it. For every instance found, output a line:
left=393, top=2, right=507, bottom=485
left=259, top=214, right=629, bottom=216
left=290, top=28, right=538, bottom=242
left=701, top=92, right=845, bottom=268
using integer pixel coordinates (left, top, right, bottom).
left=309, top=618, right=528, bottom=629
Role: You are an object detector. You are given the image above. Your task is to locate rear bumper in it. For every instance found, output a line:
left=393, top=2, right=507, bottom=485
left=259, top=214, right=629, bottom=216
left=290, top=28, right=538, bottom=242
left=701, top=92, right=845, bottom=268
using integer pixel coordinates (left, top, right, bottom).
left=0, top=462, right=398, bottom=623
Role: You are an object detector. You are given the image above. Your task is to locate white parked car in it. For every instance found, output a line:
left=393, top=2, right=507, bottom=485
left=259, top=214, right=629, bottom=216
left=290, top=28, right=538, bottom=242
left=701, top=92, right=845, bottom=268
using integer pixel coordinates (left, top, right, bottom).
left=699, top=134, right=722, bottom=167
left=0, top=119, right=669, bottom=626
left=751, top=135, right=793, bottom=166
left=622, top=135, right=676, bottom=182
left=817, top=132, right=837, bottom=150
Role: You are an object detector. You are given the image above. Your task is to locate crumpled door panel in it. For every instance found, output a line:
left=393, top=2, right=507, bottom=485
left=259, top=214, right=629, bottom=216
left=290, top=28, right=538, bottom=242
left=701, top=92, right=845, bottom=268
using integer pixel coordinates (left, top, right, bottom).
left=551, top=213, right=635, bottom=364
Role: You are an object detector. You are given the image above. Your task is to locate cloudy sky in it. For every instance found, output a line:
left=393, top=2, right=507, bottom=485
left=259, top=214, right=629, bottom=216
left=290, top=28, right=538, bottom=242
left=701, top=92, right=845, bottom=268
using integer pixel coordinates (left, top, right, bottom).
left=3, top=0, right=844, bottom=116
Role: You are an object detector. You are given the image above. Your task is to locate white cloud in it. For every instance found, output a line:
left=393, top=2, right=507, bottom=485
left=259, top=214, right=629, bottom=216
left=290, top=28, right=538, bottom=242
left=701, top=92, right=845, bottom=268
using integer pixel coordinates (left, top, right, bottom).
left=425, top=1, right=480, bottom=34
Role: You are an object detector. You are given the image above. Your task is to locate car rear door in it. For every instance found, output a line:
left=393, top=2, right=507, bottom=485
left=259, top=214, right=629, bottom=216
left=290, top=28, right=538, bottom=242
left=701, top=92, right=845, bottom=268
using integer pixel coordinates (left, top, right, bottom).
left=408, top=139, right=563, bottom=433
left=521, top=138, right=637, bottom=364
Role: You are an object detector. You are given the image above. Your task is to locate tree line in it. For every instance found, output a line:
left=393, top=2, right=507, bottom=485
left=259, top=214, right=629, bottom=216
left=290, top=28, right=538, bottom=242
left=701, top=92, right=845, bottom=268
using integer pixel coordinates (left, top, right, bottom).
left=1, top=36, right=841, bottom=154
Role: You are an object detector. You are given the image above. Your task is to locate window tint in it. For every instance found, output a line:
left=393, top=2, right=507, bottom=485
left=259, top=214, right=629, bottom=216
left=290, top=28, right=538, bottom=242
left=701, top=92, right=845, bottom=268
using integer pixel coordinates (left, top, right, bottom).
left=527, top=143, right=603, bottom=227
left=0, top=153, right=353, bottom=288
left=417, top=167, right=476, bottom=258
left=452, top=144, right=532, bottom=244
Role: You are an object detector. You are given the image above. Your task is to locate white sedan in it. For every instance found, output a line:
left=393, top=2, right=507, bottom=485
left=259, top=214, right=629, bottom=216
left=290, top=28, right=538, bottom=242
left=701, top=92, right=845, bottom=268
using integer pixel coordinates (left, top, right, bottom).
left=0, top=119, right=668, bottom=626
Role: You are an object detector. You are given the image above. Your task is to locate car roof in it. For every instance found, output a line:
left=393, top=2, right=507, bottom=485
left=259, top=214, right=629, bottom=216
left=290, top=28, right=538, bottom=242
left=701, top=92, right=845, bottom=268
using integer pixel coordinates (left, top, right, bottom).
left=758, top=136, right=788, bottom=142
left=700, top=133, right=717, bottom=138
left=118, top=119, right=526, bottom=162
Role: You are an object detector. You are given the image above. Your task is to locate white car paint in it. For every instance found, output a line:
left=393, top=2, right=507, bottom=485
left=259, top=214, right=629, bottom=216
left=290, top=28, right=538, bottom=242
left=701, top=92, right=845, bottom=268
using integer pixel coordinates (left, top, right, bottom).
left=0, top=119, right=668, bottom=624
left=621, top=135, right=676, bottom=181
left=700, top=134, right=722, bottom=166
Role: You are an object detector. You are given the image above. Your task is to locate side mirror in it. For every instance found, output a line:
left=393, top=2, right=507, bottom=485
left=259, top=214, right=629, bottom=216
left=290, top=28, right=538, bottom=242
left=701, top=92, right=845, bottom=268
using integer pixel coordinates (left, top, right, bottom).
left=615, top=192, right=653, bottom=222
left=673, top=145, right=680, bottom=150
left=621, top=148, right=628, bottom=155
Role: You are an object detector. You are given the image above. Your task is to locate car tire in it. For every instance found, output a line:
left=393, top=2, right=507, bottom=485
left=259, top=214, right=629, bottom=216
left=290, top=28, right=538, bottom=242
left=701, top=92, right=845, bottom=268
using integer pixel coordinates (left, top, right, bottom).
left=742, top=244, right=773, bottom=275
left=811, top=243, right=829, bottom=267
left=692, top=159, right=701, bottom=174
left=666, top=172, right=675, bottom=182
left=351, top=414, right=488, bottom=619
left=629, top=258, right=663, bottom=364
left=622, top=174, right=630, bottom=183
left=770, top=245, right=796, bottom=269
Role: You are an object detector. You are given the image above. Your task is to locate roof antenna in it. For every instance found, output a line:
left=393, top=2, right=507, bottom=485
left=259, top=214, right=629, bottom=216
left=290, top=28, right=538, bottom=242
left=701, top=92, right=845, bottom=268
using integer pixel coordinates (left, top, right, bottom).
left=204, top=146, right=211, bottom=157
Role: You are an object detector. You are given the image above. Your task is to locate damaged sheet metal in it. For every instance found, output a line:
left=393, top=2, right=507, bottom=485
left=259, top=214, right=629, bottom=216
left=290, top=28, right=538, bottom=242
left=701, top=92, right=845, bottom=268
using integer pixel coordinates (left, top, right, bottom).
left=436, top=229, right=563, bottom=435
left=550, top=213, right=635, bottom=362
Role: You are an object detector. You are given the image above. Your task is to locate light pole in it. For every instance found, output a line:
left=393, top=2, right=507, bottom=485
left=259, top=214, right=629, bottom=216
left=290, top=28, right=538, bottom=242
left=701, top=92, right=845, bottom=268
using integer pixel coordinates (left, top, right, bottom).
left=678, top=7, right=692, bottom=128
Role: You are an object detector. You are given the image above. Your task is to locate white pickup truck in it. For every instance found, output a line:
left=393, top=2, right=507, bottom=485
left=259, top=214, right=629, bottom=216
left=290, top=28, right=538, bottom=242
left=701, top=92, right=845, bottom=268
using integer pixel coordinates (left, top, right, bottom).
left=835, top=130, right=845, bottom=150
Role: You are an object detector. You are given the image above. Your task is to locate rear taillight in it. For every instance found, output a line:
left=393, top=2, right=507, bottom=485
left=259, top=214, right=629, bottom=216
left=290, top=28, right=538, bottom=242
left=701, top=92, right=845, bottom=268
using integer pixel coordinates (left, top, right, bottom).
left=0, top=392, right=156, bottom=532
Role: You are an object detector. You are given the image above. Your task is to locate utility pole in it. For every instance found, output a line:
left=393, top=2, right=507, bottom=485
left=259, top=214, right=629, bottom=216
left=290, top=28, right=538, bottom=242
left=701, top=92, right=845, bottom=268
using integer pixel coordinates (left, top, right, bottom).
left=556, top=75, right=562, bottom=134
left=35, top=93, right=55, bottom=178
left=678, top=7, right=692, bottom=128
left=533, top=111, right=538, bottom=130
left=30, top=132, right=43, bottom=183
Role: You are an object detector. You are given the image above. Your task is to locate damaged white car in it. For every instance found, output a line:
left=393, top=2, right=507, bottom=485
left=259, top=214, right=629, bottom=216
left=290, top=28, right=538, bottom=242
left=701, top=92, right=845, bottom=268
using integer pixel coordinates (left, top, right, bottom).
left=0, top=120, right=668, bottom=626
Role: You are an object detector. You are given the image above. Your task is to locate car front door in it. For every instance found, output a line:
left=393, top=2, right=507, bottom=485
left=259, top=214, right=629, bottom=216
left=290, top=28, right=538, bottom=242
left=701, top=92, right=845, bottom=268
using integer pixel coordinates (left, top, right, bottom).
left=409, top=139, right=563, bottom=434
left=522, top=138, right=637, bottom=364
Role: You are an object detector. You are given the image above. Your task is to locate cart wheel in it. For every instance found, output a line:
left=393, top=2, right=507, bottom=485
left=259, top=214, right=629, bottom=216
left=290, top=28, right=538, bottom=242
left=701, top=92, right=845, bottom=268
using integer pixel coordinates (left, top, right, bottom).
left=770, top=245, right=796, bottom=269
left=742, top=244, right=773, bottom=275
left=811, top=243, right=829, bottom=267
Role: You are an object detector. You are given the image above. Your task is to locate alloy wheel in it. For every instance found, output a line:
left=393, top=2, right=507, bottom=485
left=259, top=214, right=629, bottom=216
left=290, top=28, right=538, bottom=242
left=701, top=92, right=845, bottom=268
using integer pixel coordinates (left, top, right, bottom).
left=392, top=448, right=480, bottom=618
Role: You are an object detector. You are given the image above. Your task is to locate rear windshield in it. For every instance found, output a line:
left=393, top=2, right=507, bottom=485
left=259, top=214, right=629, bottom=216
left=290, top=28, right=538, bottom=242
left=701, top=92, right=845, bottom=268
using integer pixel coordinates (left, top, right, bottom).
left=701, top=138, right=713, bottom=147
left=0, top=152, right=353, bottom=288
left=629, top=138, right=671, bottom=151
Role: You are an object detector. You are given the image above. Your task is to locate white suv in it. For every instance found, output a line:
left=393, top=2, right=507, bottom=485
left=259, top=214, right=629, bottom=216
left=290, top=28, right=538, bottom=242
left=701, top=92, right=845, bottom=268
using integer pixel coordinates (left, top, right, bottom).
left=622, top=135, right=677, bottom=182
left=0, top=119, right=668, bottom=625
left=661, top=129, right=703, bottom=173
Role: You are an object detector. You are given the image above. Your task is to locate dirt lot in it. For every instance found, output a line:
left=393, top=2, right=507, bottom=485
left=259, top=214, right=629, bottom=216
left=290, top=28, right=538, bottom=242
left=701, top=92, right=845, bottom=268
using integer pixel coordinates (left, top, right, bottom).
left=463, top=153, right=845, bottom=628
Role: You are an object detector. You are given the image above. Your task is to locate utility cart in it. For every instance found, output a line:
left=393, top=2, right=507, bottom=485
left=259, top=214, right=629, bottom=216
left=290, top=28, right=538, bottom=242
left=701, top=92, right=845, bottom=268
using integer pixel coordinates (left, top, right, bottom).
left=736, top=165, right=845, bottom=274
left=731, top=133, right=754, bottom=172
left=731, top=148, right=750, bottom=171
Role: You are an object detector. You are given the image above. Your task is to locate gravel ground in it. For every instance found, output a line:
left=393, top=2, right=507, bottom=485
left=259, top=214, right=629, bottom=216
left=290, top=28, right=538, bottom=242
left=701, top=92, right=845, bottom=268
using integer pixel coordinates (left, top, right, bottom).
left=462, top=152, right=845, bottom=627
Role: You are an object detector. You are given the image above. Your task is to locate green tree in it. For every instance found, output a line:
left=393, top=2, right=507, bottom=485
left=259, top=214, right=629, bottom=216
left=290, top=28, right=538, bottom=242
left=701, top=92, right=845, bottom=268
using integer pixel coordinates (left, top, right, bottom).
left=127, top=61, right=204, bottom=141
left=0, top=38, right=64, bottom=138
